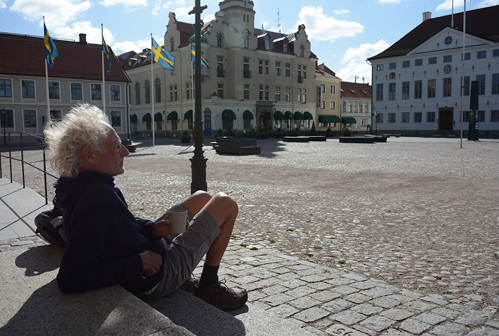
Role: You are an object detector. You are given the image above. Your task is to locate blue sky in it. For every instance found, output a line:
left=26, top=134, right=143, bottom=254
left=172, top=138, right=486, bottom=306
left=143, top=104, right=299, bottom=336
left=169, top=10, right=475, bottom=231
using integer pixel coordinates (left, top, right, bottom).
left=1, top=0, right=498, bottom=84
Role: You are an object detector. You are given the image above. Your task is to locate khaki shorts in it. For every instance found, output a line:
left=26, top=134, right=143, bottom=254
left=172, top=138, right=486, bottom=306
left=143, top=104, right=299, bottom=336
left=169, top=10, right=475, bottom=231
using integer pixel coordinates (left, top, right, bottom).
left=143, top=210, right=221, bottom=299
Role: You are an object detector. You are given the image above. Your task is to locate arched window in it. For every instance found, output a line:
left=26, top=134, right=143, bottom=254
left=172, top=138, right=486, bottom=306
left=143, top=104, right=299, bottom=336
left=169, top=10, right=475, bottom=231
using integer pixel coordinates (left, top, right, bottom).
left=155, top=78, right=161, bottom=103
left=135, top=82, right=140, bottom=105
left=144, top=80, right=151, bottom=104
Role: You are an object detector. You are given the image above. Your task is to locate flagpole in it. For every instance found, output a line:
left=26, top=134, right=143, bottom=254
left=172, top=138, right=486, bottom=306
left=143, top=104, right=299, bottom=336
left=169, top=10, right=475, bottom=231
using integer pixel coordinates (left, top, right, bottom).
left=460, top=0, right=466, bottom=148
left=151, top=34, right=155, bottom=146
left=191, top=47, right=195, bottom=129
left=44, top=17, right=51, bottom=125
left=101, top=24, right=106, bottom=114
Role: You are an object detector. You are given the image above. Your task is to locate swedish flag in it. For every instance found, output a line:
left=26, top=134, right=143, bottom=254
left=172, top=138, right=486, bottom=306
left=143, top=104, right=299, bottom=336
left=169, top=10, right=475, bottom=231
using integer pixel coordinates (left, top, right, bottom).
left=151, top=37, right=175, bottom=74
left=102, top=36, right=111, bottom=72
left=191, top=43, right=210, bottom=71
left=44, top=23, right=58, bottom=68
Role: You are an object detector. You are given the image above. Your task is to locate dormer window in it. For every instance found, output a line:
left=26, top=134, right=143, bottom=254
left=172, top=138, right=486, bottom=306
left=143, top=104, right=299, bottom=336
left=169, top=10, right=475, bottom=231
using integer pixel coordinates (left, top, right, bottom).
left=300, top=45, right=304, bottom=57
left=283, top=42, right=287, bottom=53
left=170, top=38, right=175, bottom=52
left=265, top=38, right=270, bottom=50
left=217, top=33, right=224, bottom=48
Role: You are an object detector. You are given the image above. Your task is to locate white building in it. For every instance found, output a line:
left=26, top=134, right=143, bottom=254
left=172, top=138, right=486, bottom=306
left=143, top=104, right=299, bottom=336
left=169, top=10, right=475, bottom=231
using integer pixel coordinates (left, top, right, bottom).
left=368, top=5, right=499, bottom=137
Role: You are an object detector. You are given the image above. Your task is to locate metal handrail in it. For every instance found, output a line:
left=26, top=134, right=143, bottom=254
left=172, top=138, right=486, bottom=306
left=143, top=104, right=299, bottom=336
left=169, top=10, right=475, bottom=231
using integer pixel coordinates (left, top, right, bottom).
left=0, top=131, right=57, bottom=204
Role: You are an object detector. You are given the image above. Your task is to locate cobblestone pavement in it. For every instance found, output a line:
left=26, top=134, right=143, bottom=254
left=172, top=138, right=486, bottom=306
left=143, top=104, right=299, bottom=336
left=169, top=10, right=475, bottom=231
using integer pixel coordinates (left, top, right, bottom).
left=2, top=136, right=499, bottom=335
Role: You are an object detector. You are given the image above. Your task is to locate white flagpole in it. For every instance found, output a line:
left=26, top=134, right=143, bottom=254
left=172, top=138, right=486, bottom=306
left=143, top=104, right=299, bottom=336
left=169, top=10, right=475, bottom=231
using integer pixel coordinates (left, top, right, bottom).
left=460, top=0, right=466, bottom=148
left=151, top=34, right=155, bottom=146
left=44, top=17, right=51, bottom=125
left=191, top=48, right=195, bottom=130
left=101, top=24, right=106, bottom=114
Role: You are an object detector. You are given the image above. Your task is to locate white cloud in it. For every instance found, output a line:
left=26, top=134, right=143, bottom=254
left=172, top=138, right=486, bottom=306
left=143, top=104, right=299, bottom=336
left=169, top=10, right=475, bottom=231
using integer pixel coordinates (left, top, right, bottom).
left=436, top=0, right=465, bottom=11
left=334, top=9, right=350, bottom=15
left=478, top=0, right=499, bottom=5
left=98, top=0, right=147, bottom=9
left=0, top=1, right=6, bottom=9
left=113, top=37, right=150, bottom=55
left=53, top=21, right=114, bottom=45
left=10, top=0, right=91, bottom=28
left=296, top=6, right=364, bottom=42
left=336, top=39, right=390, bottom=83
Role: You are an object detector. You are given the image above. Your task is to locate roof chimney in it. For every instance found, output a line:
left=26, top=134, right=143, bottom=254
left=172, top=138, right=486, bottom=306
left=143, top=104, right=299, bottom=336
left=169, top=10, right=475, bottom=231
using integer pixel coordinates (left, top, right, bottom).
left=79, top=33, right=87, bottom=45
left=422, top=11, right=432, bottom=22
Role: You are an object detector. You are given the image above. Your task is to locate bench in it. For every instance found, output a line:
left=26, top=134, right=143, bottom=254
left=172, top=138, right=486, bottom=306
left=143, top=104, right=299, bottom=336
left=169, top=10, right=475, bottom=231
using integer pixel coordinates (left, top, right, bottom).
left=283, top=136, right=310, bottom=142
left=215, top=138, right=261, bottom=155
left=339, top=136, right=375, bottom=143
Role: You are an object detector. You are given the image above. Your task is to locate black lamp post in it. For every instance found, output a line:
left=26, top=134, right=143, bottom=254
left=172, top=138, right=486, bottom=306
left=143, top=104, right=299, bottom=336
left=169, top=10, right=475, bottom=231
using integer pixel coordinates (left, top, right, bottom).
left=188, top=0, right=208, bottom=194
left=1, top=108, right=6, bottom=145
left=371, top=112, right=378, bottom=135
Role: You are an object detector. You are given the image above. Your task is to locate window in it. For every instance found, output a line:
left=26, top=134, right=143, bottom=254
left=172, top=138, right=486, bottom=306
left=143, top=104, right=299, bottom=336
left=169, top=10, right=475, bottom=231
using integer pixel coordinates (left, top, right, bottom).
left=402, top=60, right=410, bottom=68
left=217, top=33, right=224, bottom=48
left=144, top=80, right=151, bottom=104
left=491, top=110, right=499, bottom=122
left=388, top=113, right=396, bottom=123
left=244, top=35, right=249, bottom=49
left=402, top=81, right=410, bottom=100
left=0, top=79, right=12, bottom=97
left=50, top=82, right=60, bottom=99
left=427, top=111, right=435, bottom=122
left=330, top=85, right=335, bottom=94
left=22, top=80, right=35, bottom=98
left=300, top=44, right=304, bottom=57
left=275, top=61, right=281, bottom=76
left=302, top=89, right=307, bottom=103
left=275, top=86, right=281, bottom=101
left=388, top=82, right=396, bottom=100
left=265, top=85, right=270, bottom=101
left=217, top=83, right=224, bottom=98
left=71, top=83, right=82, bottom=100
left=285, top=63, right=291, bottom=77
left=169, top=84, right=178, bottom=101
left=111, top=84, right=121, bottom=102
left=414, top=80, right=422, bottom=99
left=0, top=109, right=13, bottom=128
left=401, top=112, right=410, bottom=123
left=461, top=52, right=471, bottom=61
left=463, top=76, right=470, bottom=96
left=264, top=38, right=270, bottom=50
left=477, top=74, right=485, bottom=95
left=185, top=82, right=191, bottom=100
left=258, top=85, right=263, bottom=100
left=414, top=112, right=422, bottom=123
left=376, top=83, right=383, bottom=101
left=427, top=79, right=436, bottom=98
left=443, top=55, right=452, bottom=63
left=243, top=57, right=251, bottom=78
left=297, top=65, right=303, bottom=83
left=389, top=62, right=396, bottom=69
left=477, top=50, right=486, bottom=59
left=443, top=78, right=452, bottom=97
left=135, top=82, right=140, bottom=104
left=493, top=49, right=499, bottom=57
left=154, top=79, right=161, bottom=103
left=376, top=113, right=383, bottom=124
left=330, top=101, right=336, bottom=110
left=428, top=57, right=437, bottom=65
left=170, top=38, right=174, bottom=52
left=23, top=110, right=36, bottom=128
left=285, top=87, right=290, bottom=101
left=258, top=60, right=263, bottom=75
left=283, top=42, right=288, bottom=53
left=415, top=59, right=423, bottom=66
left=492, top=73, right=499, bottom=94
left=376, top=64, right=384, bottom=71
left=217, top=56, right=224, bottom=77
left=264, top=60, right=269, bottom=75
left=244, top=84, right=250, bottom=99
left=110, top=111, right=121, bottom=127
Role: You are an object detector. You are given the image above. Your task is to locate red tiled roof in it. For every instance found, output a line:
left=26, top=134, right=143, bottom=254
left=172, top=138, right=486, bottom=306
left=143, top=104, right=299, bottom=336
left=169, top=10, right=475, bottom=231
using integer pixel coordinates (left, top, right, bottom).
left=369, top=5, right=499, bottom=61
left=0, top=32, right=129, bottom=82
left=341, top=82, right=372, bottom=99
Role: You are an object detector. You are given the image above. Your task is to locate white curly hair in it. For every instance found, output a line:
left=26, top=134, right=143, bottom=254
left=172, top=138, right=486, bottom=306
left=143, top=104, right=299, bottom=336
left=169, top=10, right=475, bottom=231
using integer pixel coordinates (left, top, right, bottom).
left=44, top=104, right=111, bottom=178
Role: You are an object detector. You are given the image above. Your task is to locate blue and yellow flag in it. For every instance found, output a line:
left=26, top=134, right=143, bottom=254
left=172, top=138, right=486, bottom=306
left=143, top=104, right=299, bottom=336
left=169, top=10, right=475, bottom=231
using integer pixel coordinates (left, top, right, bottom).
left=44, top=23, right=58, bottom=68
left=190, top=43, right=210, bottom=71
left=151, top=37, right=175, bottom=74
left=102, top=36, right=111, bottom=72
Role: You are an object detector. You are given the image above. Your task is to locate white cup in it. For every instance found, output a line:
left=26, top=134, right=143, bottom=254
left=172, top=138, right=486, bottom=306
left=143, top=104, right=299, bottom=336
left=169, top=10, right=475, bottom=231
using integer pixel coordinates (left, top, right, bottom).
left=169, top=210, right=188, bottom=234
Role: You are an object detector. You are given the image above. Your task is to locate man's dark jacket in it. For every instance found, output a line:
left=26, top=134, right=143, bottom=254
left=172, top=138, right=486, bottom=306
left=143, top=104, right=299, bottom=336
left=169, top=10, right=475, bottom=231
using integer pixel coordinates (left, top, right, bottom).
left=54, top=172, right=164, bottom=294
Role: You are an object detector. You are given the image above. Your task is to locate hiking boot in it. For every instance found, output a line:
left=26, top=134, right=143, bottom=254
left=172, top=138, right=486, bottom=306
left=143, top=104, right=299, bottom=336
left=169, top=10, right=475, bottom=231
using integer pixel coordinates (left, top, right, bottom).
left=194, top=280, right=248, bottom=311
left=180, top=275, right=199, bottom=294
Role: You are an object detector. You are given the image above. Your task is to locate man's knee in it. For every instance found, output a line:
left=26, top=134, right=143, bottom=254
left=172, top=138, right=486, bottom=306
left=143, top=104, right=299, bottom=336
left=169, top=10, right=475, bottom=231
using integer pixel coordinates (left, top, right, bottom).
left=212, top=192, right=238, bottom=215
left=192, top=190, right=212, bottom=203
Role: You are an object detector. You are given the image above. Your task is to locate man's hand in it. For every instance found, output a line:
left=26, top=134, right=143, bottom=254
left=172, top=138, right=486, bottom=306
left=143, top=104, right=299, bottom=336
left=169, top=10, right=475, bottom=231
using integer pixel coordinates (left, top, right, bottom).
left=139, top=250, right=162, bottom=276
left=152, top=216, right=189, bottom=237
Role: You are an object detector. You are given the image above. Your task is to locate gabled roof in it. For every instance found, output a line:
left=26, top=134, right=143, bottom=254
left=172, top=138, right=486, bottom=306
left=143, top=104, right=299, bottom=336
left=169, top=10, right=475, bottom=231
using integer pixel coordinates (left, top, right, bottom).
left=0, top=32, right=129, bottom=82
left=368, top=5, right=499, bottom=61
left=341, top=82, right=372, bottom=99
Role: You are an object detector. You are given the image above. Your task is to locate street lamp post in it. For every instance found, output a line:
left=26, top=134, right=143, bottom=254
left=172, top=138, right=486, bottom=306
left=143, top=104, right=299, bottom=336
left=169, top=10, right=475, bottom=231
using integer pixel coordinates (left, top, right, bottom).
left=1, top=108, right=6, bottom=145
left=372, top=112, right=378, bottom=135
left=189, top=0, right=208, bottom=194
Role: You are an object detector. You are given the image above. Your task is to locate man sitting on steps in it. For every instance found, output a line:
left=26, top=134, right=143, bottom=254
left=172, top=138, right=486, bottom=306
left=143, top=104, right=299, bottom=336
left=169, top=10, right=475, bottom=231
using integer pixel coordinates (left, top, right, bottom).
left=44, top=104, right=247, bottom=311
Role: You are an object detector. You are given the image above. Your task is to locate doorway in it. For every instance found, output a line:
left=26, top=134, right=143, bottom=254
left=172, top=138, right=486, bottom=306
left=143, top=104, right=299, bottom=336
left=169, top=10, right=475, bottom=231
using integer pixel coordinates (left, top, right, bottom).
left=438, top=108, right=453, bottom=131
